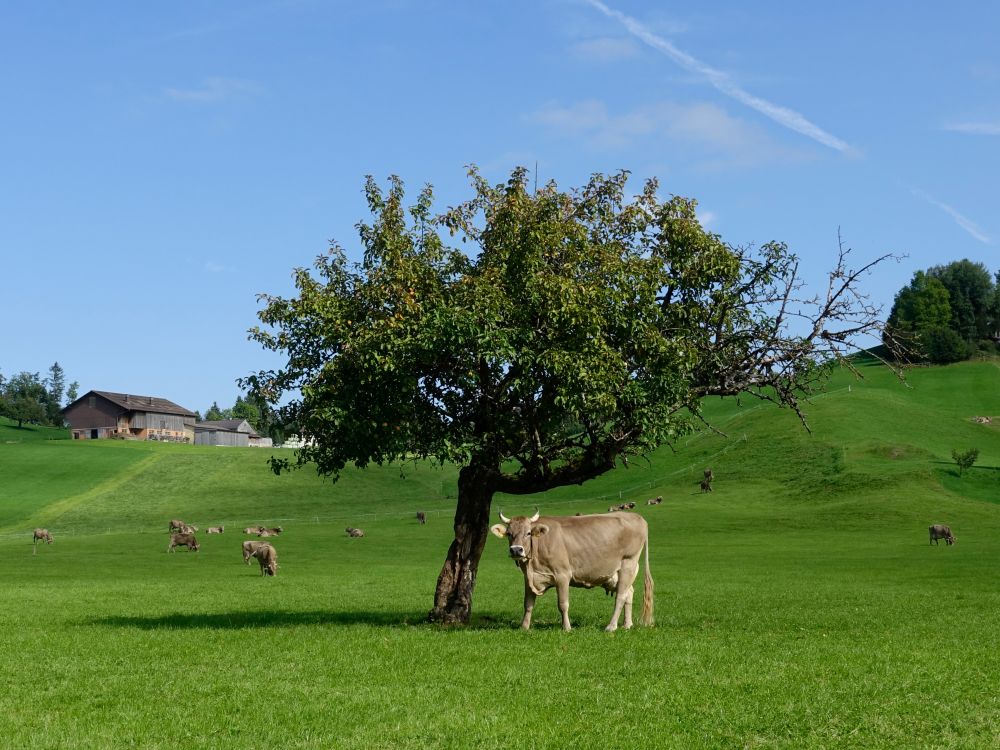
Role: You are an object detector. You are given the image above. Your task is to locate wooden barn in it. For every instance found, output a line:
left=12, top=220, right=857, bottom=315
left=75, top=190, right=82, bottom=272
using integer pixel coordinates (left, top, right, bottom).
left=62, top=391, right=196, bottom=442
left=194, top=419, right=271, bottom=447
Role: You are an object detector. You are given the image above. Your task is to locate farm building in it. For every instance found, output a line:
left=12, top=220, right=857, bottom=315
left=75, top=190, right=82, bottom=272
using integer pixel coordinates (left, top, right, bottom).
left=62, top=391, right=196, bottom=442
left=194, top=419, right=271, bottom=447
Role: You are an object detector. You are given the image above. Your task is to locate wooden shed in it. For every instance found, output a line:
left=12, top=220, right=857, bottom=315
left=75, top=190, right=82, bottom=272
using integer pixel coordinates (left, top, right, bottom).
left=194, top=419, right=269, bottom=447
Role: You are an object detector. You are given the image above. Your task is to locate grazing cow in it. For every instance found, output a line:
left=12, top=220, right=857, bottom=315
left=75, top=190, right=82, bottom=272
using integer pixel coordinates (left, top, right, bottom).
left=929, top=524, right=956, bottom=546
left=167, top=532, right=200, bottom=553
left=250, top=543, right=278, bottom=576
left=700, top=479, right=713, bottom=493
left=242, top=540, right=268, bottom=565
left=416, top=512, right=426, bottom=525
left=206, top=526, right=224, bottom=534
left=33, top=528, right=53, bottom=545
left=168, top=519, right=185, bottom=532
left=647, top=496, right=663, bottom=506
left=346, top=527, right=365, bottom=538
left=490, top=508, right=654, bottom=632
left=243, top=526, right=265, bottom=535
left=704, top=468, right=714, bottom=483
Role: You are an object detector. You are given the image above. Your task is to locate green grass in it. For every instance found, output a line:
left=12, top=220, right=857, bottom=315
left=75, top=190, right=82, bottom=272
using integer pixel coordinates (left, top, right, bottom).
left=3, top=361, right=1000, bottom=748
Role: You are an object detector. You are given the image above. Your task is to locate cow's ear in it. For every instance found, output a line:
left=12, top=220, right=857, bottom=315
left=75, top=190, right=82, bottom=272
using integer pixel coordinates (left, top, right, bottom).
left=531, top=524, right=549, bottom=536
left=490, top=524, right=508, bottom=538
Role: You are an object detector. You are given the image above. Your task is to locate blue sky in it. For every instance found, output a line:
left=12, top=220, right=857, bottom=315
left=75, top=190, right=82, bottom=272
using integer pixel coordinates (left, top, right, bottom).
left=3, top=1, right=998, bottom=414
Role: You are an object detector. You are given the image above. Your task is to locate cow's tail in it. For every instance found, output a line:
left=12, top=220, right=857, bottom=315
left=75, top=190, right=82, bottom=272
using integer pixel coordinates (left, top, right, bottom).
left=641, top=533, right=654, bottom=627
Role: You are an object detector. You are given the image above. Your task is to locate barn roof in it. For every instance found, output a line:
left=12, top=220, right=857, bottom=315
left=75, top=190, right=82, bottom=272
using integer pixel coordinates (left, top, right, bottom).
left=76, top=390, right=197, bottom=417
left=195, top=419, right=260, bottom=437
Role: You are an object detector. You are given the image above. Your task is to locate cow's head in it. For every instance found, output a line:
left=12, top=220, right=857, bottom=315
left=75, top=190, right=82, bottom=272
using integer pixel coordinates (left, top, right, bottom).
left=491, top=509, right=545, bottom=561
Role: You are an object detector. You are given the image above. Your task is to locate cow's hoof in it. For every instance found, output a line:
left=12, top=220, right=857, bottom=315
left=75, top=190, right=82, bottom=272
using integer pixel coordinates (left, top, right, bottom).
left=604, top=624, right=618, bottom=633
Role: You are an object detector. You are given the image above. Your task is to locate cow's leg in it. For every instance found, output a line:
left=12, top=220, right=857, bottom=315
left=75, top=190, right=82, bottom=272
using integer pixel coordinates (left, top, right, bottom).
left=555, top=577, right=572, bottom=631
left=621, top=584, right=636, bottom=629
left=607, top=559, right=639, bottom=632
left=521, top=585, right=536, bottom=630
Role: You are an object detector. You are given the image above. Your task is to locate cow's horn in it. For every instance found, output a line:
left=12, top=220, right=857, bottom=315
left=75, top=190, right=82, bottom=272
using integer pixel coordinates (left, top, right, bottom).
left=529, top=508, right=540, bottom=522
left=498, top=509, right=510, bottom=524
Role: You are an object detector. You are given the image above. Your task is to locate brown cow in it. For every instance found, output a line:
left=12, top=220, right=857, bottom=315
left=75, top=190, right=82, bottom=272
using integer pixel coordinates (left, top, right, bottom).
left=243, top=526, right=265, bottom=535
left=257, top=526, right=282, bottom=537
left=206, top=526, right=224, bottom=534
left=647, top=496, right=663, bottom=506
left=167, top=532, right=200, bottom=553
left=346, top=527, right=365, bottom=538
left=929, top=524, right=956, bottom=546
left=168, top=519, right=185, bottom=532
left=416, top=512, right=426, bottom=525
left=181, top=524, right=199, bottom=534
left=490, top=508, right=654, bottom=632
left=33, top=528, right=53, bottom=545
left=242, top=540, right=268, bottom=565
left=700, top=479, right=713, bottom=493
left=250, top=543, right=278, bottom=576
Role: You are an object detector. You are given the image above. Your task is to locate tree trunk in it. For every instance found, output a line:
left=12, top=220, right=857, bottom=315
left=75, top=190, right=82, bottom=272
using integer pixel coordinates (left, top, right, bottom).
left=428, top=463, right=495, bottom=624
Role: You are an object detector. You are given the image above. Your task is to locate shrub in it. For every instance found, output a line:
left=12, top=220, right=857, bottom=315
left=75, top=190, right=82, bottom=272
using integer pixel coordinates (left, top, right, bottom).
left=951, top=447, right=980, bottom=475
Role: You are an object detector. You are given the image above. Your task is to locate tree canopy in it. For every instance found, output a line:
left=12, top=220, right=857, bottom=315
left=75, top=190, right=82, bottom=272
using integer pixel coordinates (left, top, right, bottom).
left=885, top=259, right=1000, bottom=362
left=245, top=167, right=895, bottom=623
left=0, top=363, right=75, bottom=428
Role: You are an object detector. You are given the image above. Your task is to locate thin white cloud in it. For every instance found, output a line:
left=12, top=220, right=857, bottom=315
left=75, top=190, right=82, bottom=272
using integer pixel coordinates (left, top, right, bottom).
left=697, top=209, right=717, bottom=229
left=944, top=121, right=1000, bottom=136
left=571, top=36, right=640, bottom=62
left=529, top=99, right=804, bottom=168
left=911, top=188, right=991, bottom=244
left=164, top=77, right=261, bottom=103
left=581, top=0, right=853, bottom=154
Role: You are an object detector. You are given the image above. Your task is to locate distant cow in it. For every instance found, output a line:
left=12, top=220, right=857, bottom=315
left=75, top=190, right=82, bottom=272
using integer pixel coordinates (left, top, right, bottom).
left=491, top=508, right=653, bottom=632
left=250, top=543, right=278, bottom=576
left=704, top=468, right=714, bottom=483
left=346, top=527, right=365, bottom=538
left=929, top=524, right=956, bottom=546
left=257, top=526, right=282, bottom=537
left=167, top=532, right=200, bottom=553
left=416, top=512, right=426, bottom=525
left=32, top=528, right=53, bottom=554
left=206, top=526, right=224, bottom=534
left=647, top=496, right=663, bottom=506
left=181, top=524, right=199, bottom=534
left=243, top=526, right=266, bottom=535
left=242, top=540, right=268, bottom=565
left=33, top=528, right=53, bottom=544
left=168, top=519, right=185, bottom=532
left=700, top=479, right=713, bottom=493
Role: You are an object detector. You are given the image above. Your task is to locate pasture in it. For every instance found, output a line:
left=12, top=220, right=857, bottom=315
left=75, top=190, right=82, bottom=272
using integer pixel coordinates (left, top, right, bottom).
left=3, top=359, right=1000, bottom=748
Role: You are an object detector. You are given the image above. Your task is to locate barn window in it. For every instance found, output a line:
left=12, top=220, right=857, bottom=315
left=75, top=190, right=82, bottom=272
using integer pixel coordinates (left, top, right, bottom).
left=88, top=396, right=96, bottom=409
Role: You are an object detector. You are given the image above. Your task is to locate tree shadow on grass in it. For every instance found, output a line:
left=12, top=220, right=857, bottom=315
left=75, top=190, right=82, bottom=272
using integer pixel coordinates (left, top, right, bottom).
left=83, top=609, right=516, bottom=631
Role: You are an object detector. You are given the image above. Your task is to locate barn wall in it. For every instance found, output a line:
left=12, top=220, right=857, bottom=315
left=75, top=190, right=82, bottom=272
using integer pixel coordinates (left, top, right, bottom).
left=194, top=430, right=249, bottom=447
left=64, top=398, right=121, bottom=434
left=130, top=413, right=190, bottom=431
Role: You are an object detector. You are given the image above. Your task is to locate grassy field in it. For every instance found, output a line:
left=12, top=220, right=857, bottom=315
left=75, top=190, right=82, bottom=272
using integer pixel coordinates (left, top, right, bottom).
left=3, top=359, right=1000, bottom=748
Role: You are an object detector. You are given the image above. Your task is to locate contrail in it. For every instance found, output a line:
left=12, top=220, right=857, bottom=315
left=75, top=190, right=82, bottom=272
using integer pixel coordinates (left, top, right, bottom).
left=911, top=188, right=991, bottom=244
left=944, top=121, right=1000, bottom=136
left=582, top=0, right=852, bottom=153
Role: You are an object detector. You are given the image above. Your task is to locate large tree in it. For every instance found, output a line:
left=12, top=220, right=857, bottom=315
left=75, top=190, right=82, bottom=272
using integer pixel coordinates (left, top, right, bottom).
left=929, top=259, right=993, bottom=342
left=1, top=371, right=48, bottom=428
left=244, top=168, right=894, bottom=624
